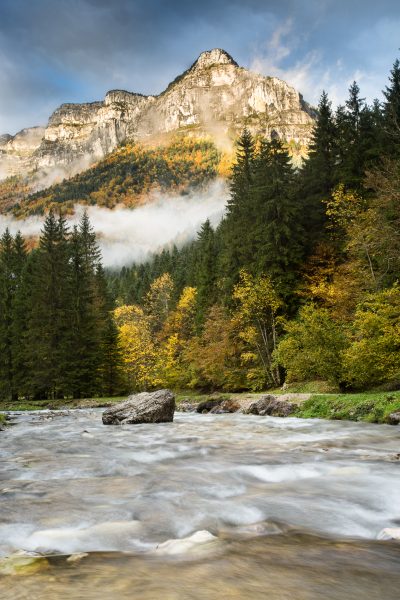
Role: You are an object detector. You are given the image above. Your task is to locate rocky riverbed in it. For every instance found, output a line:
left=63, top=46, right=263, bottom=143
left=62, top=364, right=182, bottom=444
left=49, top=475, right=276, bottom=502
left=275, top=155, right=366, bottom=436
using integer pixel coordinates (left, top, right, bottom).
left=0, top=409, right=399, bottom=599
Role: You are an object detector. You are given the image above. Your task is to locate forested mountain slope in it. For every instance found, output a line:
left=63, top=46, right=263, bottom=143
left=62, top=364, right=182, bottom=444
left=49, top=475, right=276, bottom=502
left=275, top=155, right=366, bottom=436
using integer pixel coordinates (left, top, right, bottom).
left=4, top=137, right=223, bottom=217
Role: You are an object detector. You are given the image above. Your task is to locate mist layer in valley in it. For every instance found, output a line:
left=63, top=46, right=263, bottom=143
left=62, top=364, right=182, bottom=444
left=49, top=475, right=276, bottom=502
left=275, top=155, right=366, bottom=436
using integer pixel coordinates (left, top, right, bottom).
left=0, top=179, right=228, bottom=268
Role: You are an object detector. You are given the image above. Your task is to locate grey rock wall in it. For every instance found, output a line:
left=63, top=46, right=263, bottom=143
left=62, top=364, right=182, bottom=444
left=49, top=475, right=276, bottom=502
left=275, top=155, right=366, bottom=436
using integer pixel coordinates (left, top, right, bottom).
left=0, top=49, right=315, bottom=178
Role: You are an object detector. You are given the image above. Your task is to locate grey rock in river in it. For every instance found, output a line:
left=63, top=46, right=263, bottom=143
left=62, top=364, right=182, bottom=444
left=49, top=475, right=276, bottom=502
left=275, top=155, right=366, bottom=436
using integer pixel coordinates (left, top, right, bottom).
left=102, top=389, right=175, bottom=425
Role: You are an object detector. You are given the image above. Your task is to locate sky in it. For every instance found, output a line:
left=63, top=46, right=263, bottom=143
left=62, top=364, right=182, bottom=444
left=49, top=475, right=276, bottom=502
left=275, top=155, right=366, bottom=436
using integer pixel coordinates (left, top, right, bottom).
left=1, top=0, right=400, bottom=135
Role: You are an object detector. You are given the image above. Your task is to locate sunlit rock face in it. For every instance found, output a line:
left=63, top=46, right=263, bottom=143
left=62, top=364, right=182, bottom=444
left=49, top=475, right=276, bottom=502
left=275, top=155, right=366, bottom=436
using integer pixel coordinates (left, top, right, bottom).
left=0, top=127, right=45, bottom=177
left=0, top=49, right=315, bottom=178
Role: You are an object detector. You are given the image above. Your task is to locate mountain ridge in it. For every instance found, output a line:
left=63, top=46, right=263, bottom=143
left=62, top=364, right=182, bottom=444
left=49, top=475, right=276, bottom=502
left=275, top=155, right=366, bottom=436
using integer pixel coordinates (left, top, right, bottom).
left=0, top=48, right=315, bottom=179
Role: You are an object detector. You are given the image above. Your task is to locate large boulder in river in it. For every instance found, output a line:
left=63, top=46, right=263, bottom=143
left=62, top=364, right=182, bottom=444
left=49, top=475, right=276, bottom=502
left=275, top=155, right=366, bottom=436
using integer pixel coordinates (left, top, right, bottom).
left=243, top=394, right=296, bottom=417
left=102, top=390, right=175, bottom=425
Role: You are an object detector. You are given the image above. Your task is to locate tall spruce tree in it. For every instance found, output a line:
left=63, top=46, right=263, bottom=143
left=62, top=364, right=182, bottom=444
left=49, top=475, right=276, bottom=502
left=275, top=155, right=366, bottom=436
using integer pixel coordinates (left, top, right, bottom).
left=68, top=212, right=103, bottom=398
left=297, top=92, right=338, bottom=251
left=0, top=230, right=15, bottom=400
left=383, top=58, right=400, bottom=156
left=304, top=91, right=337, bottom=194
left=219, top=128, right=256, bottom=291
left=25, top=211, right=72, bottom=399
left=336, top=81, right=366, bottom=187
left=194, top=220, right=218, bottom=326
left=253, top=139, right=304, bottom=296
left=96, top=263, right=123, bottom=396
left=11, top=236, right=30, bottom=399
left=10, top=232, right=28, bottom=400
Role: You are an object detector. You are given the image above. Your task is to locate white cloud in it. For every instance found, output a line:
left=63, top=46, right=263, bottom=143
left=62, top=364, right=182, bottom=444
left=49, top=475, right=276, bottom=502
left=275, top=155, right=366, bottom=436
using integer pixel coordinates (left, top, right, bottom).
left=249, top=18, right=390, bottom=108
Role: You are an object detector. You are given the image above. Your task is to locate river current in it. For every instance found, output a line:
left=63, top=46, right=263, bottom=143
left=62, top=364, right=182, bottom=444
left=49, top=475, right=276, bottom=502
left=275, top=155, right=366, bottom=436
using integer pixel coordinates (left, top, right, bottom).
left=0, top=410, right=399, bottom=599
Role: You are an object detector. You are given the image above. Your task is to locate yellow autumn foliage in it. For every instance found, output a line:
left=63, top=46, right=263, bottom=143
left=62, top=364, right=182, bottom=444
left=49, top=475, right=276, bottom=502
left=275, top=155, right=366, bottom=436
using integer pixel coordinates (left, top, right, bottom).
left=114, top=305, right=161, bottom=391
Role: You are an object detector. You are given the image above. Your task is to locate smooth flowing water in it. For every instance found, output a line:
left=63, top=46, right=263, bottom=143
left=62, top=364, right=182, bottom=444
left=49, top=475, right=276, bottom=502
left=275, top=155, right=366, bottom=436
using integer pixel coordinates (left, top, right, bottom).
left=0, top=410, right=399, bottom=599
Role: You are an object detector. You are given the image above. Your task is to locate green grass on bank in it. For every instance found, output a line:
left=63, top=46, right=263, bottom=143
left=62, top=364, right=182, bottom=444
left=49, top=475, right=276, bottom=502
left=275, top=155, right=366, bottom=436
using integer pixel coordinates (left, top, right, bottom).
left=0, top=414, right=7, bottom=425
left=296, top=390, right=400, bottom=424
left=0, top=397, right=126, bottom=412
left=175, top=391, right=232, bottom=404
left=272, top=380, right=340, bottom=394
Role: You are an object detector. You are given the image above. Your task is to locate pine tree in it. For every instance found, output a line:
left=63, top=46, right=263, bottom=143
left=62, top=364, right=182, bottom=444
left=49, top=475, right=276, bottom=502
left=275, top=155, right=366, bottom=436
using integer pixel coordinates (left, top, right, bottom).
left=0, top=229, right=15, bottom=400
left=383, top=58, right=400, bottom=156
left=297, top=91, right=338, bottom=251
left=10, top=232, right=28, bottom=400
left=25, top=211, right=72, bottom=399
left=359, top=99, right=384, bottom=166
left=194, top=220, right=218, bottom=326
left=336, top=82, right=366, bottom=187
left=253, top=139, right=304, bottom=296
left=305, top=91, right=337, bottom=193
left=96, top=263, right=123, bottom=396
left=219, top=128, right=256, bottom=291
left=67, top=215, right=102, bottom=398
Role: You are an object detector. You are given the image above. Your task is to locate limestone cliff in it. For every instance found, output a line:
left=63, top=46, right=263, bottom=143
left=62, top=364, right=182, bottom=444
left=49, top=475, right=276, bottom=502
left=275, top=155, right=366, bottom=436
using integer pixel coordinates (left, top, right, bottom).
left=0, top=127, right=45, bottom=177
left=0, top=49, right=315, bottom=178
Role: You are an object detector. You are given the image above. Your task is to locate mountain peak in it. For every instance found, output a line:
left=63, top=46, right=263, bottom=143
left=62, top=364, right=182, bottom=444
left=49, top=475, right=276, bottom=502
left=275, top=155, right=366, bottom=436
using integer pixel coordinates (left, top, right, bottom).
left=193, top=48, right=238, bottom=70
left=0, top=48, right=315, bottom=179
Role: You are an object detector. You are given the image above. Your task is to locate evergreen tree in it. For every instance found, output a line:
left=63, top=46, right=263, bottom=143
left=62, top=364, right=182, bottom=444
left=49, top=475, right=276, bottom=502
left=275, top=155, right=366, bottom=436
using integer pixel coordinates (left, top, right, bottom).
left=67, top=214, right=102, bottom=398
left=304, top=91, right=337, bottom=194
left=297, top=91, right=338, bottom=251
left=0, top=230, right=15, bottom=400
left=96, top=263, right=123, bottom=396
left=253, top=139, right=304, bottom=296
left=25, top=211, right=72, bottom=398
left=359, top=100, right=384, bottom=167
left=194, top=220, right=218, bottom=326
left=336, top=81, right=366, bottom=187
left=10, top=232, right=28, bottom=399
left=219, top=128, right=256, bottom=290
left=383, top=58, right=400, bottom=156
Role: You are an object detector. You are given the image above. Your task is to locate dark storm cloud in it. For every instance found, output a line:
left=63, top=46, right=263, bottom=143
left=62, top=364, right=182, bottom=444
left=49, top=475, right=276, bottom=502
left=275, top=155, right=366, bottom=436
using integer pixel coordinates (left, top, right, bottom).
left=1, top=0, right=399, bottom=134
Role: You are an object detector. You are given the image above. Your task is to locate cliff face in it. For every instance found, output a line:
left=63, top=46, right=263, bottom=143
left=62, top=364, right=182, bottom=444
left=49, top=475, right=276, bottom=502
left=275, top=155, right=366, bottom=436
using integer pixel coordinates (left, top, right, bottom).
left=0, top=49, right=315, bottom=178
left=0, top=127, right=45, bottom=177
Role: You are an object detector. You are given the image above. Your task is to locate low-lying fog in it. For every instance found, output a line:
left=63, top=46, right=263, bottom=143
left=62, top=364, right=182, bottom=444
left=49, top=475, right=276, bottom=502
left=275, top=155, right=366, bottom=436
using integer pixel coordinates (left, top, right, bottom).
left=0, top=179, right=228, bottom=268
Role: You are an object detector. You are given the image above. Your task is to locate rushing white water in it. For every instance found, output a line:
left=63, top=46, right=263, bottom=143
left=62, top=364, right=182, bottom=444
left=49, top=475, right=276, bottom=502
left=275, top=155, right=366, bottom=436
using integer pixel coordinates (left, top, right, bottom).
left=0, top=410, right=399, bottom=599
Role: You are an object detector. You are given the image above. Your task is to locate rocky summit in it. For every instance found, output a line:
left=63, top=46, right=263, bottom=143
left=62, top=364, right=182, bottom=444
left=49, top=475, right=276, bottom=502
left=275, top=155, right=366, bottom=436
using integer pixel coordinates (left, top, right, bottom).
left=0, top=49, right=315, bottom=178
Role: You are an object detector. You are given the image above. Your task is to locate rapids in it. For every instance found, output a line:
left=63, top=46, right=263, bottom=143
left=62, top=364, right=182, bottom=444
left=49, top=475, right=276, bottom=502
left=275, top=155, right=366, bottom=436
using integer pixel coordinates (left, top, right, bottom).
left=0, top=410, right=399, bottom=599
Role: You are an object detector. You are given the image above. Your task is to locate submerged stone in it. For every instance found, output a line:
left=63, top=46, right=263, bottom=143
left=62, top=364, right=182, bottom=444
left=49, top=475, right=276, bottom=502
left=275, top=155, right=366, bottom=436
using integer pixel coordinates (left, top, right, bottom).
left=0, top=551, right=49, bottom=576
left=154, top=530, right=218, bottom=556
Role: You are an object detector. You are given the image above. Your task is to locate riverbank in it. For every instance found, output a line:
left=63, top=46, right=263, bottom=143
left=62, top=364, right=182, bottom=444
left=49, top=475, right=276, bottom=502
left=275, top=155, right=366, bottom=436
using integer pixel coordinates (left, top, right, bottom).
left=175, top=390, right=400, bottom=424
left=1, top=390, right=399, bottom=424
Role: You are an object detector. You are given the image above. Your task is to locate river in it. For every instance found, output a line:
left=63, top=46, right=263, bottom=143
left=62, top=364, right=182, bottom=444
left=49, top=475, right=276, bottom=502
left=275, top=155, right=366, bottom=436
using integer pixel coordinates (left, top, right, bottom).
left=0, top=410, right=399, bottom=599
